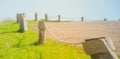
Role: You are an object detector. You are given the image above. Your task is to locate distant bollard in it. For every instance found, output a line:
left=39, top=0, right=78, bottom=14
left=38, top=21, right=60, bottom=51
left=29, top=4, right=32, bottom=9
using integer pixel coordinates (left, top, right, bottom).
left=38, top=21, right=46, bottom=44
left=82, top=37, right=118, bottom=59
left=16, top=13, right=20, bottom=23
left=58, top=14, right=60, bottom=22
left=81, top=17, right=84, bottom=22
left=35, top=12, right=38, bottom=21
left=19, top=13, right=28, bottom=32
left=45, top=14, right=48, bottom=21
left=104, top=18, right=107, bottom=21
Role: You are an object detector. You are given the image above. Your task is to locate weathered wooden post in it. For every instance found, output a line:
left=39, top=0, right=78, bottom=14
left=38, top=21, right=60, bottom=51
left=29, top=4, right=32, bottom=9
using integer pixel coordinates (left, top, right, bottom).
left=19, top=13, right=28, bottom=32
left=16, top=13, right=20, bottom=23
left=82, top=37, right=118, bottom=59
left=104, top=18, right=107, bottom=21
left=35, top=12, right=38, bottom=21
left=45, top=14, right=48, bottom=21
left=38, top=21, right=46, bottom=44
left=81, top=17, right=84, bottom=22
left=58, top=14, right=60, bottom=22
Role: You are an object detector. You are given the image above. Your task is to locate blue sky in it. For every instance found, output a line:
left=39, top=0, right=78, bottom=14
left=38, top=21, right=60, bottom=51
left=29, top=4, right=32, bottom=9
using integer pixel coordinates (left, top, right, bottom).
left=0, top=0, right=120, bottom=21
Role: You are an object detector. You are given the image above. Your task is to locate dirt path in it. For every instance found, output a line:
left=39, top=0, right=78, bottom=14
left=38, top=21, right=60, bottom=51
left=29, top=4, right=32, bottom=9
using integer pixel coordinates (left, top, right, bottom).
left=30, top=21, right=120, bottom=55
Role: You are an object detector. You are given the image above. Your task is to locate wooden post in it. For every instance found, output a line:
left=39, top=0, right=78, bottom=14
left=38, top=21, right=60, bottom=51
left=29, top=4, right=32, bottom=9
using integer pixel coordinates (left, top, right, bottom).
left=35, top=12, right=38, bottom=21
left=82, top=37, right=118, bottom=59
left=16, top=13, right=20, bottom=23
left=58, top=14, right=60, bottom=22
left=104, top=18, right=107, bottom=21
left=81, top=17, right=84, bottom=22
left=45, top=14, right=48, bottom=21
left=19, top=13, right=28, bottom=32
left=38, top=21, right=46, bottom=44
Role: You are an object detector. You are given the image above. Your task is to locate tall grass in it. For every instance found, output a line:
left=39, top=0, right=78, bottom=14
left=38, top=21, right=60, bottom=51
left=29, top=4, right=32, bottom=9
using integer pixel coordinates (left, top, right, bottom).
left=0, top=20, right=91, bottom=59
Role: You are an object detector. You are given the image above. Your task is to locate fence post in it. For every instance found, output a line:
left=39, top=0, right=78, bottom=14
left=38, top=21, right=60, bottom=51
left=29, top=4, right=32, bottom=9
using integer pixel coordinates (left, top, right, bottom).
left=58, top=14, right=60, bottom=22
left=35, top=12, right=38, bottom=21
left=19, top=13, right=28, bottom=32
left=81, top=17, right=84, bottom=22
left=82, top=37, right=118, bottom=59
left=16, top=13, right=20, bottom=23
left=38, top=21, right=46, bottom=44
left=45, top=14, right=48, bottom=21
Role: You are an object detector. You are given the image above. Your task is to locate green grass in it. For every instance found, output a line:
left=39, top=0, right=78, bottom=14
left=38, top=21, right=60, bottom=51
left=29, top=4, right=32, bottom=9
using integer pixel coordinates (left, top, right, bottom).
left=0, top=20, right=90, bottom=59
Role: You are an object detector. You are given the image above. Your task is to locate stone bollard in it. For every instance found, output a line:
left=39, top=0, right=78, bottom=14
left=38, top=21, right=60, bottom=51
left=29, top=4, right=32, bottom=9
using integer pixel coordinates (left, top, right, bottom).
left=81, top=17, right=84, bottom=22
left=16, top=13, right=20, bottom=23
left=38, top=21, right=46, bottom=44
left=19, top=13, right=28, bottom=32
left=58, top=14, right=60, bottom=22
left=104, top=18, right=107, bottom=21
left=35, top=12, right=38, bottom=21
left=82, top=37, right=118, bottom=59
left=45, top=14, right=48, bottom=21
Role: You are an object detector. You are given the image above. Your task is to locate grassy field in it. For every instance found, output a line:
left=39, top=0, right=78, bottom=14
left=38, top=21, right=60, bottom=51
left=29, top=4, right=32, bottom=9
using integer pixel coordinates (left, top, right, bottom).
left=0, top=20, right=91, bottom=59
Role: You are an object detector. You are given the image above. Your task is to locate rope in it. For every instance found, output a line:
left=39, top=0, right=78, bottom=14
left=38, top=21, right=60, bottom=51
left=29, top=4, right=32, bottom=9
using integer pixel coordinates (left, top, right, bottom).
left=45, top=23, right=83, bottom=44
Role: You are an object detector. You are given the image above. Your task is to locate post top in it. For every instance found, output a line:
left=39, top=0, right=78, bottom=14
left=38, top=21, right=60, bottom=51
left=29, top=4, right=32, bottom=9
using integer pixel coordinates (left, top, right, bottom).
left=38, top=21, right=46, bottom=30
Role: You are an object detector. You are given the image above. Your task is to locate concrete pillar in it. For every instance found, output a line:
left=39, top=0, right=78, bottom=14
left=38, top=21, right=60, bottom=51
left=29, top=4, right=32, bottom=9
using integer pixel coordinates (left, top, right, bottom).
left=38, top=21, right=46, bottom=44
left=45, top=14, right=48, bottom=21
left=104, top=18, right=107, bottom=21
left=58, top=14, right=60, bottom=22
left=19, top=13, right=28, bottom=32
left=81, top=17, right=84, bottom=22
left=35, top=12, right=38, bottom=21
left=82, top=37, right=118, bottom=59
left=16, top=13, right=20, bottom=23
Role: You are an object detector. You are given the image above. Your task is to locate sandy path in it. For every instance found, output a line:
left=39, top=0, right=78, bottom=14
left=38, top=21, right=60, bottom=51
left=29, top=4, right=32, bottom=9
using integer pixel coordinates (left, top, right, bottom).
left=30, top=21, right=120, bottom=55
